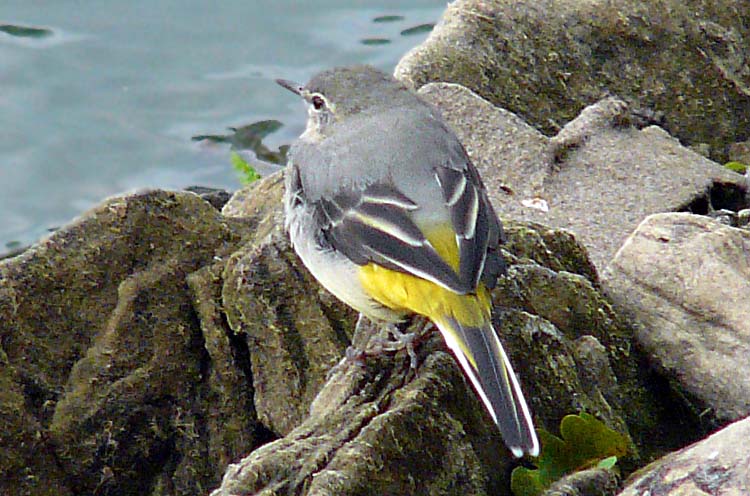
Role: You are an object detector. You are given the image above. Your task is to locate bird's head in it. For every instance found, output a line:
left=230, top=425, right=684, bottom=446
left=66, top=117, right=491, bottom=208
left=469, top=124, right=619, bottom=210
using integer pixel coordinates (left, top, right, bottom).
left=276, top=65, right=415, bottom=139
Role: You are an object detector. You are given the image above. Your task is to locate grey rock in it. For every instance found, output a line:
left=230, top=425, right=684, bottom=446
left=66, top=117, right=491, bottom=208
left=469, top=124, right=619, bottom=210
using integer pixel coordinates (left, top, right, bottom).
left=603, top=213, right=750, bottom=423
left=210, top=334, right=510, bottom=496
left=416, top=82, right=746, bottom=271
left=221, top=176, right=356, bottom=436
left=728, top=140, right=750, bottom=165
left=187, top=261, right=260, bottom=479
left=396, top=0, right=750, bottom=163
left=738, top=208, right=750, bottom=227
left=706, top=208, right=750, bottom=227
left=617, top=415, right=750, bottom=496
left=183, top=186, right=233, bottom=210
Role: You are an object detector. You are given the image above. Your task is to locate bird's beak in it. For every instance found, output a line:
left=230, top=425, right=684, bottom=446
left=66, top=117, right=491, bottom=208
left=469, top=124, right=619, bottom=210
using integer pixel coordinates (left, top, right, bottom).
left=275, top=78, right=304, bottom=96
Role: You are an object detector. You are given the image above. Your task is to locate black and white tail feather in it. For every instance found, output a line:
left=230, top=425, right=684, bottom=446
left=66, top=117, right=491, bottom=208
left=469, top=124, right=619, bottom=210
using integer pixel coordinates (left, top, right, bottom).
left=439, top=317, right=539, bottom=457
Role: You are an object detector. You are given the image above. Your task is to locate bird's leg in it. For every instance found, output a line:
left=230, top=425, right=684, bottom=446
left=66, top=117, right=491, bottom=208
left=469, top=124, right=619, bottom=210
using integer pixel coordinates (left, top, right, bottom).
left=326, top=314, right=370, bottom=380
left=346, top=313, right=372, bottom=362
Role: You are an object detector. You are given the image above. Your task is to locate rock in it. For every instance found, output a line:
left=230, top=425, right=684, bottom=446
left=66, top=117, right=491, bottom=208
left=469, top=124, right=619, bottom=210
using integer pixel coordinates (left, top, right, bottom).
left=492, top=262, right=682, bottom=462
left=739, top=209, right=750, bottom=227
left=396, top=0, right=750, bottom=163
left=416, top=82, right=747, bottom=272
left=0, top=243, right=28, bottom=261
left=187, top=261, right=262, bottom=480
left=210, top=332, right=511, bottom=496
left=0, top=190, right=255, bottom=495
left=602, top=213, right=750, bottom=424
left=183, top=186, right=233, bottom=210
left=0, top=347, right=72, bottom=496
left=221, top=174, right=357, bottom=436
left=617, top=415, right=750, bottom=496
left=543, top=466, right=619, bottom=496
left=728, top=140, right=750, bottom=165
left=220, top=174, right=266, bottom=219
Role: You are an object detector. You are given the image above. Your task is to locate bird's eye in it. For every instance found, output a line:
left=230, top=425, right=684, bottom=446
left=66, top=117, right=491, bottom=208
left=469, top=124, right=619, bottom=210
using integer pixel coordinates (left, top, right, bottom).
left=311, top=95, right=325, bottom=111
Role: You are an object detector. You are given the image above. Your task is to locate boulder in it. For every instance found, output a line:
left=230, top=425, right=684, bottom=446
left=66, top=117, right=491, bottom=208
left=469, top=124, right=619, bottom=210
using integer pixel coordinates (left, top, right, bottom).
left=396, top=0, right=750, bottom=163
left=0, top=190, right=257, bottom=495
left=603, top=213, right=750, bottom=424
left=617, top=416, right=750, bottom=496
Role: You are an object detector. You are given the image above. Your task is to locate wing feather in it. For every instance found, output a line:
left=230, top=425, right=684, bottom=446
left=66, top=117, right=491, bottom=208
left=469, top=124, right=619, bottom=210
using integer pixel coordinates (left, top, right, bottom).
left=312, top=158, right=502, bottom=294
left=316, top=183, right=471, bottom=294
left=436, top=164, right=500, bottom=289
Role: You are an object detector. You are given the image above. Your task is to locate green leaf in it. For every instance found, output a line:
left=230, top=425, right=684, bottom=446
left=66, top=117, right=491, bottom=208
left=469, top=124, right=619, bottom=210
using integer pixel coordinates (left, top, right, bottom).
left=230, top=152, right=261, bottom=185
left=511, top=413, right=628, bottom=496
left=597, top=456, right=619, bottom=469
left=510, top=467, right=547, bottom=496
left=559, top=413, right=628, bottom=468
left=724, top=161, right=748, bottom=174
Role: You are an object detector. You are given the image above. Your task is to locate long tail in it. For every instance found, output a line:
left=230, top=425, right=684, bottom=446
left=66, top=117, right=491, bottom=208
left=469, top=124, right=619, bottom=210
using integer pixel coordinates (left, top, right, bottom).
left=436, top=316, right=539, bottom=457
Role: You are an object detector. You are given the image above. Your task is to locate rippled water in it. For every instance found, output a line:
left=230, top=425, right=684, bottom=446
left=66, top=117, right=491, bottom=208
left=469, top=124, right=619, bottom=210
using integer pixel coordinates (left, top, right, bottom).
left=0, top=0, right=443, bottom=253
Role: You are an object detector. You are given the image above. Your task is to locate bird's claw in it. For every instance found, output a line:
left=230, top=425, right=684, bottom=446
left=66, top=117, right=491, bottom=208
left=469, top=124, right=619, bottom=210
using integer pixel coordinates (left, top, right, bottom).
left=370, top=325, right=419, bottom=370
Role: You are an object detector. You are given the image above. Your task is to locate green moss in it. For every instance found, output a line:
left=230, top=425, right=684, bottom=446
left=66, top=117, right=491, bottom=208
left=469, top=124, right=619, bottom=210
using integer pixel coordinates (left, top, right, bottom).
left=724, top=161, right=748, bottom=174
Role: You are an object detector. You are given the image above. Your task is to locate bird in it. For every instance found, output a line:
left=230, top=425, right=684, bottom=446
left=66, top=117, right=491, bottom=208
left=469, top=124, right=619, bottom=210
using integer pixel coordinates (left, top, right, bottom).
left=276, top=65, right=539, bottom=457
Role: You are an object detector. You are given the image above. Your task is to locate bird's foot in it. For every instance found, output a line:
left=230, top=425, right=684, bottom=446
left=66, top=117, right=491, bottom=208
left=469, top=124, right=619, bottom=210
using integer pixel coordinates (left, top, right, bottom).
left=328, top=315, right=436, bottom=379
left=369, top=325, right=419, bottom=369
left=370, top=319, right=436, bottom=370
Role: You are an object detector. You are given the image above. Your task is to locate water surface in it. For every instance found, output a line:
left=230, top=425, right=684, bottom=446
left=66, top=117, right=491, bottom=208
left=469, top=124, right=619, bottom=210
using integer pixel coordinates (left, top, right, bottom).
left=0, top=0, right=443, bottom=252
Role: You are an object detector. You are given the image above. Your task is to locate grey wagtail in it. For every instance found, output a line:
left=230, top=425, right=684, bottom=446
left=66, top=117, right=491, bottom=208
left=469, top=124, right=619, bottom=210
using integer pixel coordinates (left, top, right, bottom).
left=276, top=65, right=539, bottom=457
